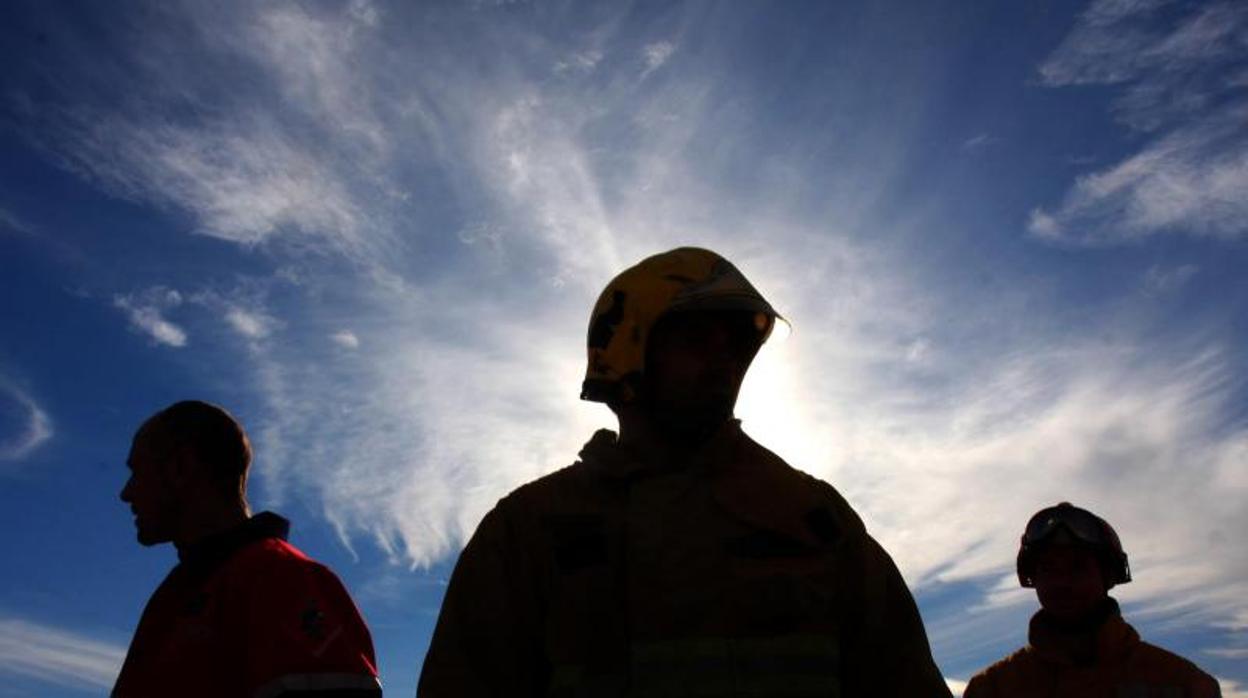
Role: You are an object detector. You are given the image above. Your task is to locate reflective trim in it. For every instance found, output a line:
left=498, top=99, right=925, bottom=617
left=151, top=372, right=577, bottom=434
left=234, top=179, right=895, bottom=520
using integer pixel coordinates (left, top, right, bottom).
left=254, top=672, right=382, bottom=698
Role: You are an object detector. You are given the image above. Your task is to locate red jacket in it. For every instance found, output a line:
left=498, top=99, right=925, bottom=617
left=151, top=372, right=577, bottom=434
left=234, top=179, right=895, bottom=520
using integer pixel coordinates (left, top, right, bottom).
left=964, top=600, right=1220, bottom=698
left=113, top=512, right=381, bottom=698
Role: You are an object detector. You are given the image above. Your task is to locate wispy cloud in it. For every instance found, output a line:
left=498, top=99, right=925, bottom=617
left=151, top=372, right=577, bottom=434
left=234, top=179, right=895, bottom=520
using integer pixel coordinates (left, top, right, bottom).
left=330, top=330, right=360, bottom=349
left=1142, top=263, right=1199, bottom=296
left=554, top=49, right=604, bottom=76
left=1028, top=107, right=1248, bottom=243
left=54, top=111, right=370, bottom=252
left=961, top=133, right=998, bottom=152
left=113, top=287, right=187, bottom=348
left=240, top=1, right=388, bottom=156
left=0, top=616, right=124, bottom=691
left=183, top=288, right=283, bottom=347
left=0, top=381, right=53, bottom=464
left=15, top=3, right=388, bottom=260
left=640, top=41, right=676, bottom=79
left=224, top=307, right=275, bottom=340
left=0, top=207, right=35, bottom=236
left=1030, top=1, right=1248, bottom=243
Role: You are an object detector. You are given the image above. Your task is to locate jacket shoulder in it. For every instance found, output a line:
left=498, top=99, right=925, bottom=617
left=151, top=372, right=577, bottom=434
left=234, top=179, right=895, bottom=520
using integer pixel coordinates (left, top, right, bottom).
left=229, top=537, right=316, bottom=571
left=964, top=646, right=1036, bottom=695
left=498, top=461, right=596, bottom=512
left=737, top=432, right=870, bottom=537
left=1131, top=639, right=1221, bottom=689
left=222, top=537, right=353, bottom=600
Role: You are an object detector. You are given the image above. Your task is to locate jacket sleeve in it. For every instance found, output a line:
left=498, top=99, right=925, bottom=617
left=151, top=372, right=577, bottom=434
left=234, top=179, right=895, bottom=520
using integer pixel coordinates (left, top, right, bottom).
left=418, top=503, right=548, bottom=698
left=242, top=559, right=382, bottom=698
left=840, top=533, right=953, bottom=698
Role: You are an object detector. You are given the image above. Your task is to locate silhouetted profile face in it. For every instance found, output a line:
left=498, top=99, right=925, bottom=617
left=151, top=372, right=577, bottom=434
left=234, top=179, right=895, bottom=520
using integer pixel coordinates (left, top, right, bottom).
left=1032, top=543, right=1107, bottom=623
left=642, top=310, right=763, bottom=443
left=120, top=426, right=181, bottom=546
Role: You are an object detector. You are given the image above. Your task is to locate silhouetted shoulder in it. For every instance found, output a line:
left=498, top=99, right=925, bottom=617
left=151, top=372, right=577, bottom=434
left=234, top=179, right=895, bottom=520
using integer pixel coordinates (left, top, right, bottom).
left=233, top=535, right=313, bottom=565
left=484, top=463, right=604, bottom=534
left=1131, top=640, right=1222, bottom=693
left=964, top=645, right=1035, bottom=696
left=224, top=536, right=338, bottom=588
left=500, top=461, right=597, bottom=508
left=734, top=431, right=871, bottom=541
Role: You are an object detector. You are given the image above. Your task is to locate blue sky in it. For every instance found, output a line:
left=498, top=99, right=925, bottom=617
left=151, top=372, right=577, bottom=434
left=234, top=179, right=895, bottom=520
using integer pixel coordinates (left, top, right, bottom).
left=1, top=0, right=1246, bottom=695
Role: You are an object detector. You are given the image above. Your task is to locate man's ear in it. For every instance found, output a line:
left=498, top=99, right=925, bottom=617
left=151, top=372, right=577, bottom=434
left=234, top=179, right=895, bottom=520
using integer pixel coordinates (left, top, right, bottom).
left=166, top=445, right=197, bottom=490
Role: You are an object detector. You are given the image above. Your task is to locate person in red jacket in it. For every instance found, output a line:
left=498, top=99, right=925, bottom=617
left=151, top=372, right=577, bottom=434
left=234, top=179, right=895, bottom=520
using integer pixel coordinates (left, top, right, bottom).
left=419, top=247, right=950, bottom=697
left=113, top=400, right=382, bottom=698
left=964, top=502, right=1221, bottom=698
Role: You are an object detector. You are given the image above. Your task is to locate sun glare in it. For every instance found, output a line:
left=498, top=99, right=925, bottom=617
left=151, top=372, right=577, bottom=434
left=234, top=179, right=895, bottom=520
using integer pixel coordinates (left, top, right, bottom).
left=735, top=337, right=827, bottom=478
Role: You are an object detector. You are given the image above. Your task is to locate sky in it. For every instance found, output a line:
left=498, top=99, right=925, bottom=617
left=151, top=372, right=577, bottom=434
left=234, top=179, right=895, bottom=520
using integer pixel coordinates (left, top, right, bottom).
left=1, top=0, right=1246, bottom=695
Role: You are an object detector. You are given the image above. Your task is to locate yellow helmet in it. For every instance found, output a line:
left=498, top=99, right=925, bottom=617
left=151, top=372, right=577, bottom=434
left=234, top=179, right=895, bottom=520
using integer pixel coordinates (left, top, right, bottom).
left=580, top=247, right=781, bottom=404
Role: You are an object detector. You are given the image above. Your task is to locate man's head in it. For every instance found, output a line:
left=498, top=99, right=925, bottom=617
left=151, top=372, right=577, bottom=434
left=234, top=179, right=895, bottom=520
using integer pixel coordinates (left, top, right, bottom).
left=1016, top=502, right=1131, bottom=622
left=580, top=248, right=780, bottom=443
left=120, top=400, right=251, bottom=546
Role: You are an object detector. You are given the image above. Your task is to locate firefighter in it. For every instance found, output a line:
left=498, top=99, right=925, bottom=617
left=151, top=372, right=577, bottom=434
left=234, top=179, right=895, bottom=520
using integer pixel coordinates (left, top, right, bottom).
left=419, top=247, right=951, bottom=697
left=114, top=400, right=382, bottom=697
left=963, top=502, right=1221, bottom=698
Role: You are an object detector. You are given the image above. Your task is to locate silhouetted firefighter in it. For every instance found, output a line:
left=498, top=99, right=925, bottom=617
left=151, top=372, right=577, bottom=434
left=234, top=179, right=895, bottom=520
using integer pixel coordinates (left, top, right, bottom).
left=114, top=400, right=383, bottom=698
left=964, top=502, right=1221, bottom=698
left=419, top=248, right=950, bottom=697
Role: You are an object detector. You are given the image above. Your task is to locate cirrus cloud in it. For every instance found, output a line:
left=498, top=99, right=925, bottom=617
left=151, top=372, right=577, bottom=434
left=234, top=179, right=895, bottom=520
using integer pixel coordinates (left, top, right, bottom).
left=0, top=380, right=53, bottom=464
left=1029, top=0, right=1248, bottom=244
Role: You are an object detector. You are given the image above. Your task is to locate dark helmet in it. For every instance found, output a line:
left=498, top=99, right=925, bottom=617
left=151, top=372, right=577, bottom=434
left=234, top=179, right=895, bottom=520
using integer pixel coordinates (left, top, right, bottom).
left=1016, top=502, right=1131, bottom=588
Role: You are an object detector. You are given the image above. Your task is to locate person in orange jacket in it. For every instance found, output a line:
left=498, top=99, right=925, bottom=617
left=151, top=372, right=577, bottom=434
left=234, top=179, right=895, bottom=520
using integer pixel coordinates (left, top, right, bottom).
left=114, top=400, right=382, bottom=698
left=418, top=247, right=951, bottom=697
left=963, top=502, right=1221, bottom=698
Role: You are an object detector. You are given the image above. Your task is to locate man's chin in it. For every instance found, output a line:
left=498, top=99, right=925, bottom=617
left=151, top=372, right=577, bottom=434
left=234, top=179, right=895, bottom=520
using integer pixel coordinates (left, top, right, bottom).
left=1040, top=599, right=1098, bottom=623
left=135, top=526, right=171, bottom=547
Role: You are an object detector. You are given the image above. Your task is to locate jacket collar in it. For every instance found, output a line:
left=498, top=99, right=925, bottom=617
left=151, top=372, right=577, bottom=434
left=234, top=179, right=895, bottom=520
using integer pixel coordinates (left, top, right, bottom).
left=1028, top=597, right=1139, bottom=666
left=175, top=511, right=290, bottom=573
left=577, top=419, right=748, bottom=481
left=577, top=422, right=834, bottom=549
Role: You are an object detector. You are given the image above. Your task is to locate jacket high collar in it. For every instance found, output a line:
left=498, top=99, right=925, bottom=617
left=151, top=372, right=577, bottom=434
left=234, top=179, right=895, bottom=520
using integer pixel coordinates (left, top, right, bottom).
left=175, top=511, right=290, bottom=574
left=1028, top=597, right=1138, bottom=667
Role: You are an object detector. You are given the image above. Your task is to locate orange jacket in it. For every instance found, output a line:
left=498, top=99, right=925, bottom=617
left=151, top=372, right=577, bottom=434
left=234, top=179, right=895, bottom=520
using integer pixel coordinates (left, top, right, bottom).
left=419, top=422, right=950, bottom=697
left=964, top=601, right=1220, bottom=698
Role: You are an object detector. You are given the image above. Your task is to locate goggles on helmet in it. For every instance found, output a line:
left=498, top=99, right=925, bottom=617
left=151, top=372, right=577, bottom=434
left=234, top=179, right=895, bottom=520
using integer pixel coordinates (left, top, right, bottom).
left=1023, top=503, right=1117, bottom=548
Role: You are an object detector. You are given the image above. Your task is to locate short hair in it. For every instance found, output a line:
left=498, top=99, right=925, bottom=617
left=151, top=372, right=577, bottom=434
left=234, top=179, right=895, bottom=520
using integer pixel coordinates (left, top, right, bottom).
left=139, top=400, right=251, bottom=496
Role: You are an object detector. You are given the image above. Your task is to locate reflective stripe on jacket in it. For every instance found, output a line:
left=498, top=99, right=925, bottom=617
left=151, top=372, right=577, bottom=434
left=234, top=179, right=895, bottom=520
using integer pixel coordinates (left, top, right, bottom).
left=419, top=423, right=950, bottom=697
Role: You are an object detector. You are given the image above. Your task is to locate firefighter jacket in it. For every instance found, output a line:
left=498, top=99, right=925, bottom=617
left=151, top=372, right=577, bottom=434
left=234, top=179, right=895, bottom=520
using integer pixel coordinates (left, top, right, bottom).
left=419, top=422, right=951, bottom=697
left=113, top=512, right=382, bottom=698
left=963, top=599, right=1221, bottom=698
